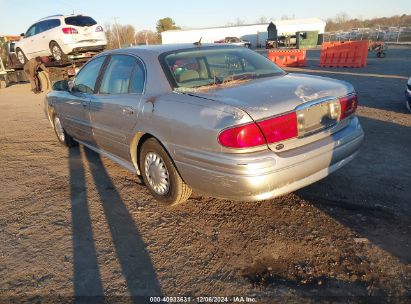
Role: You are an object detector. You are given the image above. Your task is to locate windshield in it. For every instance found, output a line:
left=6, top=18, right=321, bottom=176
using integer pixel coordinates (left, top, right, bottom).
left=65, top=16, right=97, bottom=27
left=162, top=47, right=285, bottom=89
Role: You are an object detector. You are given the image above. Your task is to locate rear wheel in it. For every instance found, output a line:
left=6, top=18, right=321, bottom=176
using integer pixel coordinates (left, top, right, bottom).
left=16, top=48, right=27, bottom=65
left=50, top=42, right=67, bottom=62
left=53, top=114, right=77, bottom=147
left=140, top=138, right=192, bottom=205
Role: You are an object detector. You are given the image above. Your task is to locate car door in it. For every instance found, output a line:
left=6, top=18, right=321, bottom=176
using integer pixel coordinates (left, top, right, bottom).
left=20, top=23, right=38, bottom=57
left=58, top=55, right=107, bottom=143
left=89, top=54, right=145, bottom=161
left=38, top=19, right=61, bottom=56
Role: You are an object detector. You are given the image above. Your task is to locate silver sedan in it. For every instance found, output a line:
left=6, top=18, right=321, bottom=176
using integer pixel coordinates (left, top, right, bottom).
left=45, top=44, right=364, bottom=205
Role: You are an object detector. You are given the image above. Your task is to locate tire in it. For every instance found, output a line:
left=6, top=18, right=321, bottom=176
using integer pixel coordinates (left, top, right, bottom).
left=38, top=71, right=51, bottom=92
left=16, top=48, right=27, bottom=65
left=140, top=138, right=192, bottom=205
left=50, top=42, right=67, bottom=62
left=52, top=114, right=77, bottom=147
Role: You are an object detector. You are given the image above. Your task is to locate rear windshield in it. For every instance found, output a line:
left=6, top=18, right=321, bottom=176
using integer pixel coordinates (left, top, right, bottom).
left=65, top=16, right=97, bottom=27
left=162, top=46, right=285, bottom=89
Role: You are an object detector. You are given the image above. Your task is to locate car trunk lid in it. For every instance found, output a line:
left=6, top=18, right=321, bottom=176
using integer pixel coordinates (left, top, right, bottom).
left=183, top=73, right=354, bottom=151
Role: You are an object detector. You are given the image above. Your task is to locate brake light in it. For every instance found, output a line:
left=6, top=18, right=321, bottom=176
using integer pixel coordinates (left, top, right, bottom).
left=218, top=112, right=298, bottom=148
left=62, top=27, right=78, bottom=34
left=257, top=112, right=298, bottom=144
left=95, top=26, right=104, bottom=32
left=218, top=122, right=266, bottom=148
left=339, top=94, right=358, bottom=120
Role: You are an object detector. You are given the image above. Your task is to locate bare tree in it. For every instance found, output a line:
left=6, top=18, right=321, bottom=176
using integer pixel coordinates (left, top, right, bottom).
left=105, top=23, right=136, bottom=49
left=256, top=16, right=268, bottom=24
left=235, top=18, right=245, bottom=26
left=135, top=30, right=160, bottom=45
left=335, top=12, right=350, bottom=24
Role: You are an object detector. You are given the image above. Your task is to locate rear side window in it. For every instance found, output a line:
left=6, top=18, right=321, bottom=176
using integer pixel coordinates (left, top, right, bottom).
left=99, top=55, right=144, bottom=94
left=65, top=16, right=97, bottom=27
left=130, top=63, right=145, bottom=93
left=45, top=19, right=61, bottom=30
left=73, top=56, right=106, bottom=94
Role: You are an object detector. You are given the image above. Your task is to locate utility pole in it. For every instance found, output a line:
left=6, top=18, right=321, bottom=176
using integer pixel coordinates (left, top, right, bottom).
left=113, top=17, right=121, bottom=49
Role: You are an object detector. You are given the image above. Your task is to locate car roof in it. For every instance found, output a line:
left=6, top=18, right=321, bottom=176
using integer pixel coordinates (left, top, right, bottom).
left=105, top=43, right=243, bottom=56
left=37, top=14, right=90, bottom=22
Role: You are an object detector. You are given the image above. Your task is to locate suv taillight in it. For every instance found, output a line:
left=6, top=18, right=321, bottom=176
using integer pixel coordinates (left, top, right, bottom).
left=95, top=26, right=104, bottom=32
left=218, top=112, right=298, bottom=148
left=339, top=94, right=358, bottom=120
left=62, top=27, right=78, bottom=34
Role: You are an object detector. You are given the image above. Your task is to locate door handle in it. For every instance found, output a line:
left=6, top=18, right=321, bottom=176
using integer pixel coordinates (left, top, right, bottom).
left=81, top=100, right=88, bottom=108
left=122, top=107, right=134, bottom=115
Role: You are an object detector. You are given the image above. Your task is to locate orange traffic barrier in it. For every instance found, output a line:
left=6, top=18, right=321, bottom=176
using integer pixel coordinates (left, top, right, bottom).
left=320, top=41, right=368, bottom=68
left=268, top=49, right=307, bottom=67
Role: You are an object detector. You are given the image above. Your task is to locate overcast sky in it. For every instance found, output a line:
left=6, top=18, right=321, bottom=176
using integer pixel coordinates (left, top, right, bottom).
left=0, top=0, right=410, bottom=34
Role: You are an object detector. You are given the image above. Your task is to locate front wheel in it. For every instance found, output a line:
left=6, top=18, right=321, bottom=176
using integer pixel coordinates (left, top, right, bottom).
left=140, top=138, right=192, bottom=205
left=52, top=114, right=77, bottom=147
left=16, top=48, right=27, bottom=65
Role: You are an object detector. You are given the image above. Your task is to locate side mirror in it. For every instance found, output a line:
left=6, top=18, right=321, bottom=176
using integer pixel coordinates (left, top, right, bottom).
left=20, top=33, right=25, bottom=37
left=52, top=80, right=69, bottom=91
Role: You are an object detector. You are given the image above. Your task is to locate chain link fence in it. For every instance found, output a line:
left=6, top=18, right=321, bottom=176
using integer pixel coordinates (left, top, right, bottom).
left=324, top=27, right=411, bottom=43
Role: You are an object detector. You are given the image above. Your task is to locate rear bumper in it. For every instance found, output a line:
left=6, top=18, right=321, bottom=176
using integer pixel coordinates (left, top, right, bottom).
left=70, top=45, right=106, bottom=54
left=173, top=116, right=364, bottom=201
left=59, top=41, right=106, bottom=55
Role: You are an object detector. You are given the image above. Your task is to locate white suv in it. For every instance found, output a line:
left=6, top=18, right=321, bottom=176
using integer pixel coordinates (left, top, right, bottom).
left=15, top=14, right=107, bottom=64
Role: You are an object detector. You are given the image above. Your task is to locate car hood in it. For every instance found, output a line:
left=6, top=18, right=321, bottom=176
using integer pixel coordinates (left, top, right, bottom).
left=185, top=73, right=354, bottom=121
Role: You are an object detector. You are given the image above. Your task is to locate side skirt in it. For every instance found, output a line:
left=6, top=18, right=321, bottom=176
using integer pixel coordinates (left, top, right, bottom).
left=76, top=139, right=140, bottom=175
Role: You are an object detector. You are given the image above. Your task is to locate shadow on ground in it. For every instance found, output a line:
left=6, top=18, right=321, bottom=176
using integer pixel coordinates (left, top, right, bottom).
left=69, top=146, right=162, bottom=302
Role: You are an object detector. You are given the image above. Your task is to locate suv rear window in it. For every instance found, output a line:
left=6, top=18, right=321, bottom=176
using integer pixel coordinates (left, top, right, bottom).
left=65, top=16, right=97, bottom=27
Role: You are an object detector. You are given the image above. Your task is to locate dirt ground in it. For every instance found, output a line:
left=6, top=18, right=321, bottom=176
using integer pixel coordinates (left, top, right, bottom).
left=1, top=47, right=410, bottom=303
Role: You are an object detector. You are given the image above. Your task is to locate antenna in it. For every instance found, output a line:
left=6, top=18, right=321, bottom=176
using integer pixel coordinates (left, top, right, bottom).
left=193, top=37, right=202, bottom=46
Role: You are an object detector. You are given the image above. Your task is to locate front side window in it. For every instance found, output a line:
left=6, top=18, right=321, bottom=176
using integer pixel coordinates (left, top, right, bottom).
left=25, top=24, right=37, bottom=37
left=73, top=56, right=106, bottom=94
left=35, top=21, right=49, bottom=35
left=99, top=55, right=144, bottom=94
left=162, top=46, right=285, bottom=89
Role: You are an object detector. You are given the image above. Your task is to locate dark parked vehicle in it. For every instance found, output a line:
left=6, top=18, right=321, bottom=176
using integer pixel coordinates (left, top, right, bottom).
left=45, top=44, right=364, bottom=205
left=406, top=77, right=411, bottom=112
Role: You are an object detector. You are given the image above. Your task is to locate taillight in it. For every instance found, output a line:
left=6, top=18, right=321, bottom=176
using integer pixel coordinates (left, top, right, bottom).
left=339, top=94, right=358, bottom=120
left=257, top=112, right=298, bottom=144
left=62, top=27, right=78, bottom=34
left=218, top=112, right=298, bottom=148
left=218, top=122, right=266, bottom=148
left=95, top=26, right=104, bottom=32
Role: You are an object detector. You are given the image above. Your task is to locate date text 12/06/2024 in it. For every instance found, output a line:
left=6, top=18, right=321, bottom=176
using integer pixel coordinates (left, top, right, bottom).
left=149, top=296, right=257, bottom=303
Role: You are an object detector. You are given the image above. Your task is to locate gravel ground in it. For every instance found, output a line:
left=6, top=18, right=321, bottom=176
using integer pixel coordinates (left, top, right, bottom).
left=0, top=46, right=410, bottom=303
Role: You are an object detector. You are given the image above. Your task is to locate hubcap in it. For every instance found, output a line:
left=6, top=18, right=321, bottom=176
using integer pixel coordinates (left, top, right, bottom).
left=52, top=46, right=62, bottom=61
left=144, top=152, right=170, bottom=195
left=17, top=51, right=25, bottom=64
left=54, top=116, right=65, bottom=142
